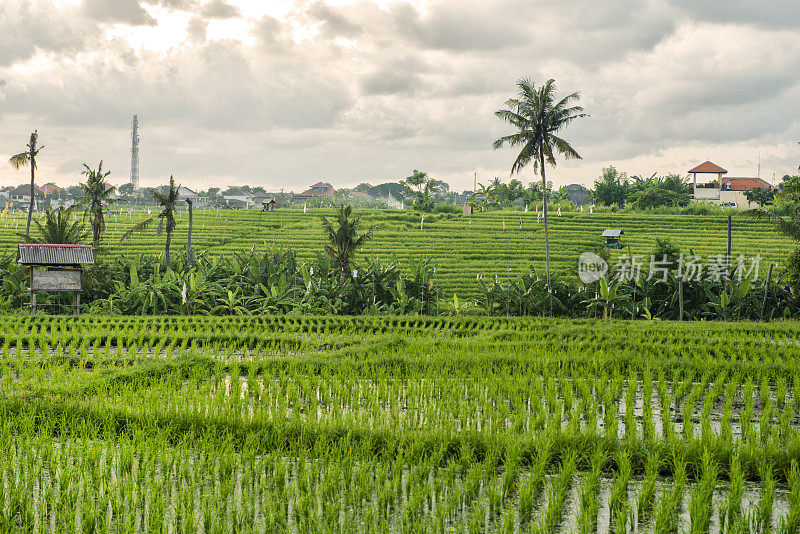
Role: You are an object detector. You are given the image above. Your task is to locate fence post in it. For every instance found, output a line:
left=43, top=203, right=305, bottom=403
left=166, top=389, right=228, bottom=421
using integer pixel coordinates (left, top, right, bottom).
left=760, top=263, right=774, bottom=321
left=727, top=215, right=732, bottom=259
left=678, top=276, right=684, bottom=321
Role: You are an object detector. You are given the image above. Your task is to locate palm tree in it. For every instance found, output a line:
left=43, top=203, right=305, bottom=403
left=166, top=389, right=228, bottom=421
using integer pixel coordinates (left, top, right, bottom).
left=320, top=204, right=374, bottom=284
left=493, top=78, right=586, bottom=315
left=9, top=131, right=43, bottom=238
left=79, top=161, right=115, bottom=248
left=476, top=182, right=495, bottom=207
left=121, top=176, right=180, bottom=265
left=19, top=206, right=88, bottom=244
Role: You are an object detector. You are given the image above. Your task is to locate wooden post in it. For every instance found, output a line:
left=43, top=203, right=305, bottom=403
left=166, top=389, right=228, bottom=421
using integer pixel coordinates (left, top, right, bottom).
left=74, top=291, right=80, bottom=315
left=678, top=276, right=684, bottom=321
left=760, top=263, right=774, bottom=321
left=29, top=266, right=35, bottom=315
left=727, top=215, right=732, bottom=260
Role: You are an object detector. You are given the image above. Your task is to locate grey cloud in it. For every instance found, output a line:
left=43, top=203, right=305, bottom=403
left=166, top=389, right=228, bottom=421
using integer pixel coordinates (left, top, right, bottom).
left=1, top=0, right=799, bottom=192
left=307, top=2, right=362, bottom=38
left=186, top=16, right=208, bottom=42
left=82, top=0, right=155, bottom=25
left=251, top=15, right=294, bottom=52
left=144, top=0, right=198, bottom=10
left=2, top=35, right=353, bottom=133
left=201, top=0, right=240, bottom=19
left=0, top=2, right=94, bottom=66
left=674, top=0, right=800, bottom=29
left=412, top=0, right=531, bottom=51
left=359, top=58, right=428, bottom=96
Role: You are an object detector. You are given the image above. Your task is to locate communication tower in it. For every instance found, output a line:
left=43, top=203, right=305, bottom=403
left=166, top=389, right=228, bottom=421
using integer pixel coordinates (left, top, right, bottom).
left=130, top=115, right=140, bottom=188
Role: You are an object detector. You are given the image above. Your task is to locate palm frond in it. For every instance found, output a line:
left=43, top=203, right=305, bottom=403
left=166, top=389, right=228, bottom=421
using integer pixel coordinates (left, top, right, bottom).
left=510, top=141, right=537, bottom=175
left=492, top=132, right=531, bottom=150
left=9, top=152, right=29, bottom=169
left=549, top=134, right=582, bottom=160
left=120, top=217, right=155, bottom=242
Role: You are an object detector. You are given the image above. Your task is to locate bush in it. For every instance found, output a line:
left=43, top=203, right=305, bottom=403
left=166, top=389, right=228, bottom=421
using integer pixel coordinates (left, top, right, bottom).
left=652, top=237, right=680, bottom=270
left=432, top=202, right=461, bottom=214
left=785, top=248, right=800, bottom=293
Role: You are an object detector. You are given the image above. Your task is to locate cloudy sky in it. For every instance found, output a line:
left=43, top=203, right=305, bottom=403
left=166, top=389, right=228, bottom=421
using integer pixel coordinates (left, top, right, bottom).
left=1, top=0, right=799, bottom=192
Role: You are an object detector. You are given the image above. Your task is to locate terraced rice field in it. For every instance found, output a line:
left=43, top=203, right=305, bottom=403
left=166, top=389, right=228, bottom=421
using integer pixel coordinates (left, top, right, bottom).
left=2, top=315, right=800, bottom=531
left=0, top=208, right=794, bottom=297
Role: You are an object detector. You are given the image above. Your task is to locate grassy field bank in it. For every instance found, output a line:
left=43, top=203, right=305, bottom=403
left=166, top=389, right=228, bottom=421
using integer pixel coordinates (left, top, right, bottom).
left=2, top=315, right=800, bottom=531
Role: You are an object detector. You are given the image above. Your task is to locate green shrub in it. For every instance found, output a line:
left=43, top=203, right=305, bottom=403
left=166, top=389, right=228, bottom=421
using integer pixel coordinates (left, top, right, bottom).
left=652, top=237, right=680, bottom=270
left=785, top=248, right=800, bottom=292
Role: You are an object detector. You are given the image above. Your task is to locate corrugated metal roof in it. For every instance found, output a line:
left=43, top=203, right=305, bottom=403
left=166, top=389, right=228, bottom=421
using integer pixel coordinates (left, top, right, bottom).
left=18, top=244, right=94, bottom=265
left=602, top=229, right=624, bottom=237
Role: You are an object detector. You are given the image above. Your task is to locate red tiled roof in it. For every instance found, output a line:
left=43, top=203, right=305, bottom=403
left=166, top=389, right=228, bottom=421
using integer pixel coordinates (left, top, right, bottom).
left=722, top=177, right=773, bottom=191
left=293, top=183, right=335, bottom=199
left=38, top=184, right=61, bottom=194
left=688, top=161, right=727, bottom=174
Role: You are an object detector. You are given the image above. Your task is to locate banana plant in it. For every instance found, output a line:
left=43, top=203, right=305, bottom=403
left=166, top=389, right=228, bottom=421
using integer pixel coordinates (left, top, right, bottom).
left=389, top=278, right=423, bottom=314
left=450, top=294, right=471, bottom=316
left=583, top=278, right=630, bottom=319
left=211, top=289, right=248, bottom=316
left=705, top=276, right=752, bottom=321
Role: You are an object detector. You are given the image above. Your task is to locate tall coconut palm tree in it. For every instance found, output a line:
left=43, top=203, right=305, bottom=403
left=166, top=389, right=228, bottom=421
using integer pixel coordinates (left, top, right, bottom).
left=121, top=176, right=180, bottom=265
left=493, top=78, right=586, bottom=315
left=19, top=206, right=88, bottom=244
left=186, top=198, right=194, bottom=265
left=320, top=204, right=374, bottom=284
left=9, top=131, right=43, bottom=238
left=79, top=161, right=115, bottom=249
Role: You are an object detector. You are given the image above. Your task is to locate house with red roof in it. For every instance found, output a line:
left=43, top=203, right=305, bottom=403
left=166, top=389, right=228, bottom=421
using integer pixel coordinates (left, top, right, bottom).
left=38, top=184, right=62, bottom=197
left=689, top=161, right=774, bottom=208
left=293, top=182, right=335, bottom=203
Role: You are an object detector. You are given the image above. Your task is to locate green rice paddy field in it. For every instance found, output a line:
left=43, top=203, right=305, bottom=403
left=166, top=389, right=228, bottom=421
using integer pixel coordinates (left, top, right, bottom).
left=3, top=314, right=800, bottom=532
left=0, top=208, right=794, bottom=297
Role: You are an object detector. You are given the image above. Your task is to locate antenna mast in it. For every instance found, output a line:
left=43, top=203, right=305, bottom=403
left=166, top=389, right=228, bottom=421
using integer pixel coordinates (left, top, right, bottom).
left=130, top=115, right=140, bottom=189
left=757, top=151, right=760, bottom=179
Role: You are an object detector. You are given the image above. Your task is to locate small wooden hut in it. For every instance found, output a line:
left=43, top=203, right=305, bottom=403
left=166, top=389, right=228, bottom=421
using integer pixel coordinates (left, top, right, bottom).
left=602, top=229, right=624, bottom=249
left=18, top=244, right=94, bottom=315
left=463, top=202, right=473, bottom=216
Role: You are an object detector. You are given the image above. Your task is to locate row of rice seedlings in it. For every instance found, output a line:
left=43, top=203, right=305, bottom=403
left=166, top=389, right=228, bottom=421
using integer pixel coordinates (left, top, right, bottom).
left=689, top=449, right=717, bottom=532
left=532, top=453, right=576, bottom=533
left=574, top=447, right=605, bottom=533
left=652, top=451, right=687, bottom=532
left=607, top=449, right=632, bottom=533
